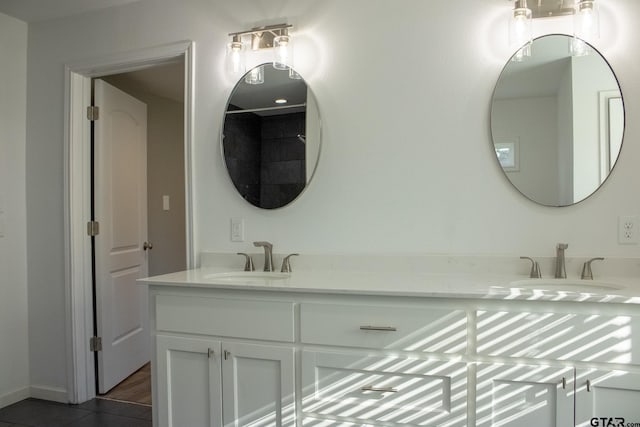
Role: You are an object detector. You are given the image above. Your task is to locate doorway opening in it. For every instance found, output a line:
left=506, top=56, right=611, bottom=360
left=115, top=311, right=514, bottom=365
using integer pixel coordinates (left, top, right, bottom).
left=64, top=41, right=194, bottom=405
left=91, top=59, right=186, bottom=404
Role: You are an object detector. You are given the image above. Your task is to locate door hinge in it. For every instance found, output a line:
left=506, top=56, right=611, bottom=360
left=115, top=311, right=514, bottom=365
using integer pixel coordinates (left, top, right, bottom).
left=87, top=221, right=100, bottom=237
left=90, top=336, right=102, bottom=352
left=87, top=106, right=99, bottom=121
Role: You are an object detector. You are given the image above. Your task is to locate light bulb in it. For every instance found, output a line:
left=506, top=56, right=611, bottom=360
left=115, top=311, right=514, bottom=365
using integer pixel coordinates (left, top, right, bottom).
left=273, top=33, right=292, bottom=70
left=574, top=0, right=599, bottom=44
left=509, top=0, right=532, bottom=61
left=226, top=36, right=245, bottom=76
left=245, top=66, right=264, bottom=85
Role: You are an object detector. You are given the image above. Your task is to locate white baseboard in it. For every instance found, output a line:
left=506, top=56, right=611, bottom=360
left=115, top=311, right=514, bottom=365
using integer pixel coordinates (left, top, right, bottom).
left=0, top=386, right=30, bottom=409
left=29, top=385, right=68, bottom=403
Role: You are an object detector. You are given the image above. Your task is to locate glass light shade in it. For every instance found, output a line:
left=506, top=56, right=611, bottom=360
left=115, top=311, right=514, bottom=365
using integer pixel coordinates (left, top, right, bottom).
left=574, top=0, right=599, bottom=43
left=288, top=68, right=302, bottom=80
left=509, top=4, right=532, bottom=61
left=226, top=39, right=245, bottom=76
left=244, top=65, right=264, bottom=85
left=273, top=34, right=292, bottom=70
left=570, top=37, right=591, bottom=56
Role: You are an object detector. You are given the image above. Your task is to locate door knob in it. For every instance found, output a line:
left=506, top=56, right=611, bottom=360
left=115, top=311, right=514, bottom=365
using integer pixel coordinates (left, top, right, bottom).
left=143, top=241, right=153, bottom=251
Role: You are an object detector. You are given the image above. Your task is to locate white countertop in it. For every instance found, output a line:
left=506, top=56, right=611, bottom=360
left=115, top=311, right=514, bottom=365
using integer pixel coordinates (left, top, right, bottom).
left=139, top=266, right=640, bottom=304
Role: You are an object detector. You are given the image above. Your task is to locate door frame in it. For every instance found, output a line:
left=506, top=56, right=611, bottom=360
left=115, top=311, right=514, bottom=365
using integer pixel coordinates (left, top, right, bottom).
left=63, top=40, right=196, bottom=403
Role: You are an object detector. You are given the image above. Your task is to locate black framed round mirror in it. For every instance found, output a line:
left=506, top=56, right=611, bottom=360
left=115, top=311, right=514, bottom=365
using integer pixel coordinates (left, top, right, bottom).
left=491, top=35, right=624, bottom=206
left=222, top=63, right=321, bottom=209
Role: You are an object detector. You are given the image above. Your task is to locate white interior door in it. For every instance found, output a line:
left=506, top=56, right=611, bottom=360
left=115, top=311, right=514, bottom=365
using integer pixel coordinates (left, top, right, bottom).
left=94, top=79, right=149, bottom=393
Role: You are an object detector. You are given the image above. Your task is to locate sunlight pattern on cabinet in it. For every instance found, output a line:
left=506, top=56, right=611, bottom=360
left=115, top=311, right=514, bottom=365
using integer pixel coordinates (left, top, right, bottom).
left=475, top=363, right=574, bottom=427
left=301, top=352, right=467, bottom=426
left=477, top=311, right=633, bottom=363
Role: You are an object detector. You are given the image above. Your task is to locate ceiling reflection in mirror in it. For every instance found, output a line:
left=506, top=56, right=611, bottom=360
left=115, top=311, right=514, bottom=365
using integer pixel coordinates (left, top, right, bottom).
left=491, top=35, right=624, bottom=207
left=222, top=64, right=321, bottom=209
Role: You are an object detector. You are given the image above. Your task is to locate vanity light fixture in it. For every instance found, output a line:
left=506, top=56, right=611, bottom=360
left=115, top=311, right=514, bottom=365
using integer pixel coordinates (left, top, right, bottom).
left=572, top=0, right=600, bottom=56
left=507, top=0, right=601, bottom=59
left=227, top=23, right=294, bottom=77
left=509, top=0, right=533, bottom=62
left=245, top=65, right=264, bottom=85
left=226, top=34, right=245, bottom=76
left=289, top=68, right=302, bottom=80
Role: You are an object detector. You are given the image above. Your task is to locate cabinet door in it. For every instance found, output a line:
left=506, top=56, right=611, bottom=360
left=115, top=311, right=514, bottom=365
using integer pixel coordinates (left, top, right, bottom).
left=575, top=368, right=640, bottom=427
left=475, top=363, right=573, bottom=427
left=222, top=342, right=295, bottom=427
left=155, top=335, right=222, bottom=427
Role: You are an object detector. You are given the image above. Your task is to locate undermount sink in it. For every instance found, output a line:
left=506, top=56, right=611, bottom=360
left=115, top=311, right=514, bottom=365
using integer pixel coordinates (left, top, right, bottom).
left=509, top=279, right=624, bottom=293
left=205, top=271, right=291, bottom=283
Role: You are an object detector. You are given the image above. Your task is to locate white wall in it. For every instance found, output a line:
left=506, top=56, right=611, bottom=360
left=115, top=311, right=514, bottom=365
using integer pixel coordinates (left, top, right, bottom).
left=23, top=0, right=640, bottom=395
left=0, top=12, right=29, bottom=407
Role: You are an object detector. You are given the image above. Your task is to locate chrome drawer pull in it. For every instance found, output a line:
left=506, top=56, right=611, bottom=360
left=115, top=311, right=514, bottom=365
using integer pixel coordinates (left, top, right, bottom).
left=586, top=379, right=591, bottom=392
left=359, top=326, right=397, bottom=332
left=361, top=385, right=398, bottom=393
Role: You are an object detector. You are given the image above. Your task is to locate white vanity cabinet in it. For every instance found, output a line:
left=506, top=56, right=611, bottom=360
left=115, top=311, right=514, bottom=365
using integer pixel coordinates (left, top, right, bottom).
left=155, top=335, right=222, bottom=427
left=221, top=342, right=295, bottom=427
left=474, top=362, right=574, bottom=427
left=151, top=292, right=296, bottom=427
left=146, top=277, right=640, bottom=427
left=574, top=369, right=640, bottom=426
left=301, top=351, right=468, bottom=426
left=475, top=308, right=640, bottom=427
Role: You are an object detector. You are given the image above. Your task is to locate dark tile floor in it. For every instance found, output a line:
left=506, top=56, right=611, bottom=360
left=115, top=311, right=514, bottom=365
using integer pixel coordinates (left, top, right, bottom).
left=0, top=398, right=151, bottom=427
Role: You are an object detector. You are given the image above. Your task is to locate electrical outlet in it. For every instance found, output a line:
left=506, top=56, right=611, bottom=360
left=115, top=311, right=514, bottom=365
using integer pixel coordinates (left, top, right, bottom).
left=618, top=215, right=639, bottom=244
left=231, top=218, right=245, bottom=242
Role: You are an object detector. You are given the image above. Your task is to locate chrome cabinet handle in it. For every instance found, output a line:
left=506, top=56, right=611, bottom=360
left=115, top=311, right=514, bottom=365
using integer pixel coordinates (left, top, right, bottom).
left=586, top=379, right=591, bottom=392
left=207, top=348, right=215, bottom=359
left=360, top=326, right=397, bottom=332
left=562, top=377, right=566, bottom=390
left=361, top=385, right=398, bottom=393
left=224, top=350, right=231, bottom=360
left=143, top=241, right=153, bottom=251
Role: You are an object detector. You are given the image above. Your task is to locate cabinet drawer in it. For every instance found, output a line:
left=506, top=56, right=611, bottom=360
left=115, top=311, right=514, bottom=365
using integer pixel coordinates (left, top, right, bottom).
left=302, top=350, right=467, bottom=426
left=476, top=310, right=640, bottom=364
left=156, top=295, right=294, bottom=342
left=300, top=302, right=467, bottom=352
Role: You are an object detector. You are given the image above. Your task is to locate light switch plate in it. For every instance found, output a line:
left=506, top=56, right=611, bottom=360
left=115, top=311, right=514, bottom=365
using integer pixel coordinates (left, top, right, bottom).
left=231, top=218, right=245, bottom=242
left=162, top=195, right=170, bottom=211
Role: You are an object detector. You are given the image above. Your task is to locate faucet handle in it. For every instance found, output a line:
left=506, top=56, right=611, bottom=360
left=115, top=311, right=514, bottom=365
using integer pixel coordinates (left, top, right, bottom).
left=237, top=253, right=255, bottom=272
left=520, top=256, right=541, bottom=278
left=281, top=254, right=299, bottom=273
left=581, top=257, right=604, bottom=280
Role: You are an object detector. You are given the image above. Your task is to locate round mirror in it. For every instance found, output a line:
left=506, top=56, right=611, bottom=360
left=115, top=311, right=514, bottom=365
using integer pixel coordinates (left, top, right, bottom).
left=222, top=64, right=321, bottom=209
left=491, top=35, right=624, bottom=206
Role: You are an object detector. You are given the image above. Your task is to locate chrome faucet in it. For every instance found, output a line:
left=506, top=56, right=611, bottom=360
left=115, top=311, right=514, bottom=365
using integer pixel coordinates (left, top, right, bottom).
left=253, top=241, right=274, bottom=272
left=555, top=243, right=569, bottom=278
